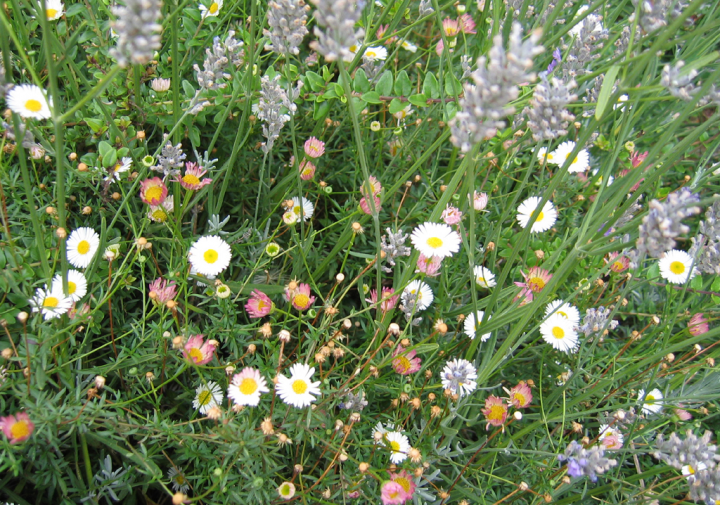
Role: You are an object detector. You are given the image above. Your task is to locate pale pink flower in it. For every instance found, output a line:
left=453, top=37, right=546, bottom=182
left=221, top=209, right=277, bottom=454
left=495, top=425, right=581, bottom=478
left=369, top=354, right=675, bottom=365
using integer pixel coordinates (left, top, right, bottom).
left=508, top=382, right=532, bottom=408
left=482, top=395, right=508, bottom=429
left=688, top=313, right=709, bottom=336
left=380, top=481, right=408, bottom=505
left=177, top=162, right=212, bottom=190
left=388, top=470, right=416, bottom=502
left=416, top=254, right=442, bottom=277
left=473, top=191, right=488, bottom=211
left=284, top=283, right=316, bottom=311
left=675, top=407, right=693, bottom=421
left=148, top=277, right=177, bottom=304
left=0, top=412, right=35, bottom=444
left=608, top=252, right=630, bottom=273
left=360, top=195, right=381, bottom=215
left=435, top=39, right=445, bottom=56
left=514, top=267, right=552, bottom=304
left=630, top=150, right=649, bottom=168
left=458, top=14, right=477, bottom=34
left=183, top=334, right=216, bottom=365
left=442, top=18, right=460, bottom=37
left=68, top=302, right=92, bottom=321
left=366, top=287, right=399, bottom=313
left=299, top=159, right=316, bottom=180
left=392, top=345, right=422, bottom=375
left=361, top=176, right=382, bottom=198
left=245, top=290, right=274, bottom=318
left=441, top=205, right=463, bottom=225
left=601, top=433, right=623, bottom=450
left=139, top=177, right=168, bottom=205
left=376, top=24, right=397, bottom=45
left=304, top=137, right=325, bottom=158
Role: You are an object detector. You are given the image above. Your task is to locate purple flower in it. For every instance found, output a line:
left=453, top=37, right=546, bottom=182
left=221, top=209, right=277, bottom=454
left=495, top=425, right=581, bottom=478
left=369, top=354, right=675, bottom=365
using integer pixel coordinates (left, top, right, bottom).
left=547, top=48, right=562, bottom=73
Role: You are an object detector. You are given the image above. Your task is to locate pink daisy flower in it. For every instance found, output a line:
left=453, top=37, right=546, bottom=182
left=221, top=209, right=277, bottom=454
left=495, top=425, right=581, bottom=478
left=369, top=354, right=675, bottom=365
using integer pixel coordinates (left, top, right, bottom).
left=442, top=18, right=460, bottom=37
left=482, top=395, right=508, bottom=429
left=366, top=287, right=399, bottom=313
left=608, top=252, right=630, bottom=273
left=380, top=481, right=408, bottom=505
left=177, top=162, right=212, bottom=190
left=299, top=159, right=316, bottom=180
left=416, top=254, right=442, bottom=277
left=458, top=14, right=477, bottom=34
left=139, top=177, right=168, bottom=205
left=284, top=283, right=316, bottom=311
left=507, top=381, right=532, bottom=408
left=388, top=470, right=416, bottom=503
left=360, top=195, right=382, bottom=215
left=441, top=205, right=463, bottom=225
left=473, top=191, right=488, bottom=210
left=514, top=267, right=552, bottom=304
left=183, top=334, right=216, bottom=365
left=304, top=137, right=325, bottom=159
left=245, top=290, right=274, bottom=318
left=0, top=412, right=35, bottom=444
left=688, top=313, right=709, bottom=336
left=392, top=345, right=422, bottom=375
left=148, top=277, right=177, bottom=304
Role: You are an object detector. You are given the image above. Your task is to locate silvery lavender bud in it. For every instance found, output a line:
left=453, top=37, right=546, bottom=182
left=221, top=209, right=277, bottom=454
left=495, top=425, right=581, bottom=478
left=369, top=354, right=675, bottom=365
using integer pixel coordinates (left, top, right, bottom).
left=689, top=201, right=720, bottom=274
left=152, top=141, right=186, bottom=177
left=380, top=227, right=412, bottom=273
left=194, top=32, right=245, bottom=90
left=419, top=0, right=434, bottom=16
left=524, top=76, right=577, bottom=141
left=636, top=188, right=701, bottom=258
left=460, top=55, right=473, bottom=79
left=361, top=58, right=383, bottom=81
left=1, top=121, right=36, bottom=148
left=652, top=430, right=719, bottom=471
left=578, top=306, right=618, bottom=337
left=607, top=201, right=642, bottom=237
left=689, top=465, right=720, bottom=504
left=561, top=13, right=608, bottom=80
left=264, top=0, right=310, bottom=56
left=309, top=0, right=366, bottom=63
left=340, top=391, right=368, bottom=412
left=450, top=23, right=543, bottom=152
left=661, top=61, right=701, bottom=101
left=257, top=75, right=291, bottom=154
left=558, top=441, right=617, bottom=482
left=582, top=75, right=604, bottom=117
left=400, top=296, right=423, bottom=325
left=110, top=0, right=162, bottom=67
left=630, top=0, right=689, bottom=33
left=613, top=26, right=640, bottom=59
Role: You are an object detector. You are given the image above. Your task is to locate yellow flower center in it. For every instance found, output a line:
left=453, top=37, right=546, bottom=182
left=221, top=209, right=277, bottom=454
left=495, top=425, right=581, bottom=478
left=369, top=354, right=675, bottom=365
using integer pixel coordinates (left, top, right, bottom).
left=204, top=249, right=218, bottom=263
left=183, top=174, right=201, bottom=186
left=573, top=156, right=579, bottom=164
left=477, top=277, right=486, bottom=285
left=77, top=240, right=91, bottom=254
left=198, top=390, right=213, bottom=406
left=552, top=326, right=564, bottom=339
left=390, top=440, right=401, bottom=452
left=513, top=392, right=526, bottom=405
left=43, top=296, right=59, bottom=308
left=302, top=168, right=313, bottom=176
left=209, top=2, right=218, bottom=13
left=645, top=394, right=655, bottom=404
left=395, top=477, right=411, bottom=492
left=145, top=186, right=163, bottom=201
left=688, top=465, right=696, bottom=475
left=547, top=153, right=554, bottom=161
left=10, top=420, right=30, bottom=439
left=151, top=208, right=168, bottom=221
left=612, top=261, right=624, bottom=270
left=488, top=405, right=506, bottom=421
left=292, top=379, right=307, bottom=394
left=366, top=50, right=377, bottom=58
left=426, top=237, right=443, bottom=249
left=293, top=206, right=303, bottom=216
left=395, top=356, right=411, bottom=373
left=528, top=276, right=546, bottom=292
left=188, top=347, right=204, bottom=363
left=536, top=211, right=544, bottom=221
left=293, top=294, right=310, bottom=308
left=174, top=474, right=186, bottom=484
left=68, top=281, right=77, bottom=295
left=46, top=8, right=58, bottom=18
left=25, top=99, right=42, bottom=112
left=557, top=310, right=567, bottom=318
left=670, top=261, right=685, bottom=274
left=239, top=377, right=258, bottom=395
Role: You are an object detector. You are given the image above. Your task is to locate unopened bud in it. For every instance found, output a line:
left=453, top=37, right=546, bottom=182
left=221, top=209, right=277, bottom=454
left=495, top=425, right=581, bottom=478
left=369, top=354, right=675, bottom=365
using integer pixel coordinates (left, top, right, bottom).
left=17, top=311, right=28, bottom=323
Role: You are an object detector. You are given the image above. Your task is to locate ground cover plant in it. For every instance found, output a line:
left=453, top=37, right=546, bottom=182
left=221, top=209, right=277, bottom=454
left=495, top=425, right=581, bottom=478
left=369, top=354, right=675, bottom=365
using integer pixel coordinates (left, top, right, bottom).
left=1, top=0, right=720, bottom=503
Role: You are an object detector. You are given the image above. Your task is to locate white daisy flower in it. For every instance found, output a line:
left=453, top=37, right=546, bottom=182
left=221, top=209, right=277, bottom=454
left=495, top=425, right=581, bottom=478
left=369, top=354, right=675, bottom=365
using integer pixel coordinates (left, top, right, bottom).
left=638, top=388, right=663, bottom=415
left=659, top=249, right=697, bottom=285
left=103, top=156, right=132, bottom=182
left=591, top=168, right=614, bottom=187
left=552, top=141, right=590, bottom=173
left=384, top=431, right=411, bottom=464
left=516, top=197, right=557, bottom=233
left=51, top=269, right=87, bottom=302
left=44, top=0, right=64, bottom=20
left=30, top=285, right=72, bottom=320
left=401, top=40, right=417, bottom=52
left=348, top=42, right=361, bottom=55
left=275, top=363, right=321, bottom=408
left=167, top=467, right=190, bottom=493
left=544, top=300, right=581, bottom=326
left=363, top=46, right=388, bottom=61
left=66, top=227, right=100, bottom=269
left=392, top=105, right=413, bottom=121
left=463, top=311, right=491, bottom=342
left=613, top=94, right=629, bottom=110
left=401, top=280, right=433, bottom=311
left=199, top=0, right=222, bottom=18
left=227, top=368, right=269, bottom=407
left=6, top=84, right=52, bottom=120
left=188, top=235, right=232, bottom=277
left=473, top=265, right=496, bottom=288
left=682, top=462, right=707, bottom=482
left=598, top=424, right=624, bottom=447
left=441, top=358, right=478, bottom=397
left=193, top=381, right=223, bottom=414
left=410, top=222, right=461, bottom=258
left=537, top=146, right=558, bottom=166
left=291, top=196, right=314, bottom=222
left=540, top=313, right=578, bottom=353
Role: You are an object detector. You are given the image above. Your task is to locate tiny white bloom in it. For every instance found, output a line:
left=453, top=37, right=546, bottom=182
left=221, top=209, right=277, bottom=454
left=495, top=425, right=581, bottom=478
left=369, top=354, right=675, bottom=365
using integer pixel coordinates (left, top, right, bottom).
left=569, top=5, right=604, bottom=37
left=51, top=269, right=87, bottom=302
left=401, top=280, right=433, bottom=311
left=44, top=0, right=64, bottom=20
left=537, top=146, right=558, bottom=165
left=545, top=300, right=581, bottom=326
left=228, top=368, right=269, bottom=407
left=103, top=157, right=133, bottom=182
left=291, top=196, right=314, bottom=222
left=199, top=0, right=223, bottom=18
left=401, top=40, right=418, bottom=52
left=188, top=235, right=232, bottom=277
left=473, top=265, right=496, bottom=288
left=6, top=84, right=52, bottom=120
left=613, top=94, right=629, bottom=110
left=393, top=105, right=414, bottom=121
left=66, top=227, right=101, bottom=269
left=552, top=141, right=590, bottom=173
left=592, top=168, right=614, bottom=187
left=540, top=313, right=578, bottom=353
left=516, top=197, right=557, bottom=233
left=463, top=311, right=491, bottom=342
left=275, top=363, right=321, bottom=408
left=384, top=431, right=411, bottom=464
left=598, top=424, right=624, bottom=448
left=363, top=46, right=388, bottom=61
left=441, top=358, right=478, bottom=397
left=30, top=284, right=72, bottom=320
left=167, top=467, right=190, bottom=493
left=410, top=222, right=461, bottom=258
left=638, top=388, right=663, bottom=415
left=658, top=249, right=697, bottom=285
left=193, top=381, right=223, bottom=414
left=682, top=462, right=707, bottom=482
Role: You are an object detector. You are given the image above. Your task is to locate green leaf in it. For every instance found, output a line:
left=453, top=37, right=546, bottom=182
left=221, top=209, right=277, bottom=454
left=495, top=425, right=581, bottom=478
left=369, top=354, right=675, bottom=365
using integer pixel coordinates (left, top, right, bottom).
left=394, top=70, right=412, bottom=97
left=354, top=68, right=371, bottom=93
left=409, top=93, right=429, bottom=107
left=376, top=71, right=393, bottom=96
left=690, top=275, right=704, bottom=290
left=321, top=65, right=332, bottom=82
left=712, top=277, right=720, bottom=304
left=595, top=65, right=620, bottom=120
left=313, top=100, right=331, bottom=121
left=85, top=118, right=106, bottom=134
left=101, top=150, right=118, bottom=169
left=423, top=73, right=440, bottom=99
left=444, top=75, right=462, bottom=96
left=98, top=141, right=113, bottom=158
left=333, top=83, right=345, bottom=97
left=188, top=125, right=201, bottom=147
left=181, top=79, right=195, bottom=98
left=411, top=343, right=439, bottom=354
left=388, top=98, right=406, bottom=115
left=305, top=71, right=325, bottom=92
left=65, top=3, right=86, bottom=16
left=361, top=91, right=382, bottom=104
